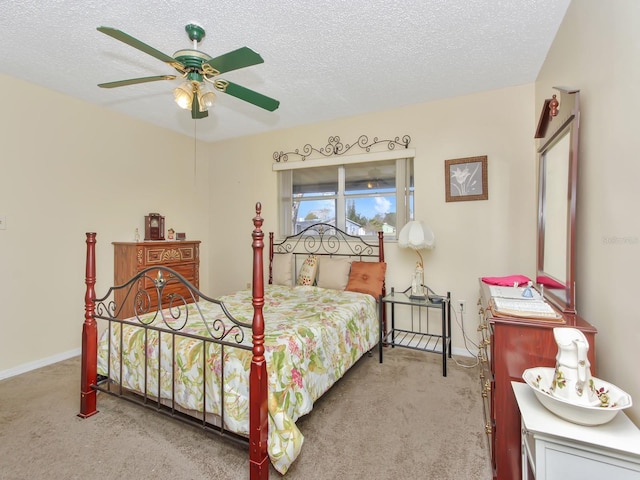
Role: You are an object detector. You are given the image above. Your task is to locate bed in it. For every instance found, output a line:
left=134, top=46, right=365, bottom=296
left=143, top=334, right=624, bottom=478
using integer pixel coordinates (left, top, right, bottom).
left=79, top=203, right=386, bottom=479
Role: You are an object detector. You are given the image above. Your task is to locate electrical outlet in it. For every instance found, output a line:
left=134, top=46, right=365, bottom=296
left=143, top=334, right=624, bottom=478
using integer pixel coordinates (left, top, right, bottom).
left=458, top=300, right=466, bottom=312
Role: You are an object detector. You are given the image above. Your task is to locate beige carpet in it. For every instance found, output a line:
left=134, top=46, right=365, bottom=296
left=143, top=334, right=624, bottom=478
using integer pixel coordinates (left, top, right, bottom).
left=0, top=349, right=491, bottom=479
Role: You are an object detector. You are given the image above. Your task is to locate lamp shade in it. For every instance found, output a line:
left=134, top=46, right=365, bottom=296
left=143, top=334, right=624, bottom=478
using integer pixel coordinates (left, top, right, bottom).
left=198, top=82, right=216, bottom=110
left=398, top=220, right=435, bottom=251
left=173, top=82, right=194, bottom=110
left=199, top=90, right=216, bottom=110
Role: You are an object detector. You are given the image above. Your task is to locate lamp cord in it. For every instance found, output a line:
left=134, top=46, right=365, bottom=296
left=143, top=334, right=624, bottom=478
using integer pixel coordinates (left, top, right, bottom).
left=450, top=306, right=480, bottom=368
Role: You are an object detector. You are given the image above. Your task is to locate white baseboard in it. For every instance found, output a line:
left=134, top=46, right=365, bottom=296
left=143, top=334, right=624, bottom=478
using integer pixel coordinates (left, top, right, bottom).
left=0, top=348, right=81, bottom=381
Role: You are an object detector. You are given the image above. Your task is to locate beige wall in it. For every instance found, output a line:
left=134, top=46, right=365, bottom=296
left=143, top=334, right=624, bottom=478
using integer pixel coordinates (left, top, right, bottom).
left=0, top=74, right=211, bottom=376
left=536, top=0, right=640, bottom=423
left=0, top=78, right=536, bottom=376
left=207, top=84, right=537, bottom=356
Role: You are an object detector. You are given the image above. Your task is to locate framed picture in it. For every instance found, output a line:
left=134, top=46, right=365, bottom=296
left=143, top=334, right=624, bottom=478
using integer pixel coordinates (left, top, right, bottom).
left=445, top=155, right=488, bottom=202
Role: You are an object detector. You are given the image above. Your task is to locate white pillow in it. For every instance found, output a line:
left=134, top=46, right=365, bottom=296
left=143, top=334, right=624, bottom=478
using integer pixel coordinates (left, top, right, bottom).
left=317, top=256, right=353, bottom=290
left=271, top=253, right=293, bottom=286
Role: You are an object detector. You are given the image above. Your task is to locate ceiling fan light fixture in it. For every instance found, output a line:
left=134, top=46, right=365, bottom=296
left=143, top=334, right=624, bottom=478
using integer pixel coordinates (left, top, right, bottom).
left=199, top=91, right=216, bottom=111
left=174, top=82, right=194, bottom=109
left=198, top=84, right=216, bottom=111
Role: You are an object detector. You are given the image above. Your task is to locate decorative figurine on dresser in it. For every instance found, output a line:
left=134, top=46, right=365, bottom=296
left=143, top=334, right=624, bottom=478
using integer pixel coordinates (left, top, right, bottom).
left=477, top=88, right=599, bottom=480
left=144, top=212, right=165, bottom=240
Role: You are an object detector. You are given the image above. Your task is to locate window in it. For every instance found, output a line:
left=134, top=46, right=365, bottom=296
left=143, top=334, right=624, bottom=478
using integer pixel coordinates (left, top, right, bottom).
left=278, top=157, right=414, bottom=238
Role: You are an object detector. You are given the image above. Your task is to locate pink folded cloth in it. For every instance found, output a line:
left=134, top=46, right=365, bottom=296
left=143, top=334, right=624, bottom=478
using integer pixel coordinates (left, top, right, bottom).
left=536, top=275, right=565, bottom=289
left=481, top=275, right=531, bottom=287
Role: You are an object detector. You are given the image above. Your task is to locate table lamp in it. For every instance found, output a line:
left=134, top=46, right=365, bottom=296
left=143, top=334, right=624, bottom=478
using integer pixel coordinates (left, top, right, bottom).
left=398, top=220, right=435, bottom=299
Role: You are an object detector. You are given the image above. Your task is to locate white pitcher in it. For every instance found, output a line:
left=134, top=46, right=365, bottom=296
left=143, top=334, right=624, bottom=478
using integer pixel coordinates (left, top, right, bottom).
left=550, top=327, right=600, bottom=406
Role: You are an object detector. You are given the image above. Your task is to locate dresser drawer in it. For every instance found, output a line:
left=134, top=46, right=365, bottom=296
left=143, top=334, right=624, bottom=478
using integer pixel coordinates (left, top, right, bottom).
left=141, top=244, right=197, bottom=266
left=140, top=264, right=197, bottom=288
left=147, top=282, right=198, bottom=310
left=139, top=264, right=199, bottom=310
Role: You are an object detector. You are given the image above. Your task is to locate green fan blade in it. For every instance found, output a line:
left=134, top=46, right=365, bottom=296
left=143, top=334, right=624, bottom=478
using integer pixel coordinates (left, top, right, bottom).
left=98, top=75, right=176, bottom=88
left=191, top=94, right=208, bottom=119
left=218, top=81, right=280, bottom=111
left=204, top=47, right=264, bottom=74
left=98, top=26, right=182, bottom=68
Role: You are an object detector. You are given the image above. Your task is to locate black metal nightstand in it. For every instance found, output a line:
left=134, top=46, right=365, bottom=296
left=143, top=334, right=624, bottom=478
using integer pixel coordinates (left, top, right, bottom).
left=379, top=287, right=451, bottom=376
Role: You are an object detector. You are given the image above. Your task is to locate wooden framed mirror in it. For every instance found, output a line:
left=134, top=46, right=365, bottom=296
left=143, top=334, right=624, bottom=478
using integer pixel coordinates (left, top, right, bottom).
left=535, top=87, right=580, bottom=314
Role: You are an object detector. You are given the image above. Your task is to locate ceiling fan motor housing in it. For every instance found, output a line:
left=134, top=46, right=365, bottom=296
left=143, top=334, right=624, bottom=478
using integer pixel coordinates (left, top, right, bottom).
left=174, top=50, right=213, bottom=73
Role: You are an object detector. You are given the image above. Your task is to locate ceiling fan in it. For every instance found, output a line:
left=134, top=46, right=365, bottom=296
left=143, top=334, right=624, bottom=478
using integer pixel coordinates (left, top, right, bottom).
left=97, top=23, right=280, bottom=119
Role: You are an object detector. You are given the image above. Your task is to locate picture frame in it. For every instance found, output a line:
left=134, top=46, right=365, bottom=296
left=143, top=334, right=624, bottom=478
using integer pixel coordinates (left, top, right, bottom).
left=445, top=155, right=488, bottom=202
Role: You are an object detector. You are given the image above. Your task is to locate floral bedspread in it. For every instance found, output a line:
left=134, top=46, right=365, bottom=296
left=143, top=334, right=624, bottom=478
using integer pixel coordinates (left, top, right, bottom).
left=97, top=284, right=379, bottom=474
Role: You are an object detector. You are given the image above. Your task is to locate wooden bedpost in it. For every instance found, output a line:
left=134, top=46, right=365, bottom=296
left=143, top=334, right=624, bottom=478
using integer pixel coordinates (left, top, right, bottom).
left=249, top=203, right=269, bottom=480
left=78, top=232, right=99, bottom=418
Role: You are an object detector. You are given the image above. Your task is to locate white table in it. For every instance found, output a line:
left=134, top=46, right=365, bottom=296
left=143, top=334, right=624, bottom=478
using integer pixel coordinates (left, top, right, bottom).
left=512, top=381, right=640, bottom=480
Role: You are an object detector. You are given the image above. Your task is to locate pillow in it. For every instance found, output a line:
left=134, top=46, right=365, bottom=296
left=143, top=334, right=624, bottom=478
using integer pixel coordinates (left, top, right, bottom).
left=345, top=261, right=387, bottom=299
left=296, top=255, right=319, bottom=286
left=271, top=253, right=294, bottom=286
left=317, top=256, right=353, bottom=290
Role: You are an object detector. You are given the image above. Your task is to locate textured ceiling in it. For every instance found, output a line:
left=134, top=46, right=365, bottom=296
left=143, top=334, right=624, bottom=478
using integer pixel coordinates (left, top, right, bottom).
left=0, top=0, right=570, bottom=143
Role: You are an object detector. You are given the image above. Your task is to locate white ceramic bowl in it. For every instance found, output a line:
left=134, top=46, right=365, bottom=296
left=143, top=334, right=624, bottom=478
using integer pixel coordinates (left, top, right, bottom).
left=522, top=367, right=633, bottom=426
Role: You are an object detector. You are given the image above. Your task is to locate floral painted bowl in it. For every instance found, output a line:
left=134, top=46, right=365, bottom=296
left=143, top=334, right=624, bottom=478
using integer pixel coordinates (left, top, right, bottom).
left=522, top=367, right=633, bottom=426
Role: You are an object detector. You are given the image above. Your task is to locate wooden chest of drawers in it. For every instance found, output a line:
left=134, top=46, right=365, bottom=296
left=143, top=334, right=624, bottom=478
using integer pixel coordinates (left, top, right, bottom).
left=113, top=240, right=200, bottom=319
left=477, top=280, right=597, bottom=480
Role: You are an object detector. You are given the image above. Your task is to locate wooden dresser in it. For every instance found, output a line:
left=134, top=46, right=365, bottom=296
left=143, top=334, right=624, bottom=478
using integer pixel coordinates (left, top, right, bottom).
left=113, top=240, right=200, bottom=319
left=477, top=281, right=597, bottom=480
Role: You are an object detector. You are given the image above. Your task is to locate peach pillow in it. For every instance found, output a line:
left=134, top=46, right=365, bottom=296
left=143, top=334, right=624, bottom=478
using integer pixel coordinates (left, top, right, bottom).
left=345, top=261, right=386, bottom=299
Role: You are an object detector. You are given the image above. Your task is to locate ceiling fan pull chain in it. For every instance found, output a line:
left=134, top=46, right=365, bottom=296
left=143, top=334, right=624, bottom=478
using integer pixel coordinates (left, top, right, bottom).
left=193, top=120, right=197, bottom=182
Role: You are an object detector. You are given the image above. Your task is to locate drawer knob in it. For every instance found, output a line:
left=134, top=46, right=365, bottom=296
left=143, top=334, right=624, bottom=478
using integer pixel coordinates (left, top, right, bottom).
left=482, top=380, right=491, bottom=397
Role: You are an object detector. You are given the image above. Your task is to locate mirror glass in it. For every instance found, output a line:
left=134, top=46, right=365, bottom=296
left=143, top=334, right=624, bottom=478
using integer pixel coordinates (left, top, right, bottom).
left=535, top=88, right=579, bottom=313
left=542, top=132, right=570, bottom=284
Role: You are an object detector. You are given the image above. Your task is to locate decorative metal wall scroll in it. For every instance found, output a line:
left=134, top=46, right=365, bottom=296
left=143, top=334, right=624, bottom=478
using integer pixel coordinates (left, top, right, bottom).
left=273, top=134, right=411, bottom=162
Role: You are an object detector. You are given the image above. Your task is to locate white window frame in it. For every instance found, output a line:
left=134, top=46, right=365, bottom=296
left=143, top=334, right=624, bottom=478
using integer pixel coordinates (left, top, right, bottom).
left=274, top=149, right=415, bottom=238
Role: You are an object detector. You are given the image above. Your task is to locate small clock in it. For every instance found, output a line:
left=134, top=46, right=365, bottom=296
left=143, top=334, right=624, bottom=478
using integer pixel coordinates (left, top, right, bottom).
left=144, top=213, right=165, bottom=241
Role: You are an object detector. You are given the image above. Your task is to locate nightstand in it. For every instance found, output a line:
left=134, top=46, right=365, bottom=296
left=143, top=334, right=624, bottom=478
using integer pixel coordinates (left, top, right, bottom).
left=512, top=381, right=640, bottom=479
left=379, top=287, right=451, bottom=376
